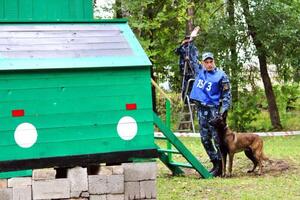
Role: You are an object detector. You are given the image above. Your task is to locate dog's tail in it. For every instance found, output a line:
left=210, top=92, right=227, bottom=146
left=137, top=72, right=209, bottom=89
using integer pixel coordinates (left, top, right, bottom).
left=262, top=152, right=274, bottom=164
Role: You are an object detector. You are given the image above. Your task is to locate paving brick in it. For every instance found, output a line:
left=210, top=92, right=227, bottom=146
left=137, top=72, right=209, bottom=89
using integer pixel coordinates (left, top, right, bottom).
left=32, top=179, right=70, bottom=199
left=140, top=181, right=156, bottom=199
left=0, top=179, right=8, bottom=188
left=124, top=182, right=140, bottom=200
left=112, top=166, right=124, bottom=175
left=13, top=186, right=31, bottom=200
left=8, top=177, right=32, bottom=188
left=98, top=166, right=113, bottom=175
left=68, top=167, right=88, bottom=197
left=107, top=175, right=124, bottom=194
left=81, top=191, right=90, bottom=197
left=0, top=188, right=13, bottom=200
left=123, top=162, right=157, bottom=181
left=88, top=175, right=107, bottom=195
left=69, top=198, right=88, bottom=200
left=32, top=168, right=56, bottom=180
left=107, top=194, right=125, bottom=200
left=90, top=195, right=107, bottom=200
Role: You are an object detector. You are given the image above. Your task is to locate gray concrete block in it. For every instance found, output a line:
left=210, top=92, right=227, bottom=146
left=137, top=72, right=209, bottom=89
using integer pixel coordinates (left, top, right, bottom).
left=81, top=191, right=90, bottom=197
left=0, top=188, right=13, bottom=200
left=112, top=166, right=124, bottom=175
left=8, top=177, right=32, bottom=188
left=99, top=166, right=113, bottom=175
left=68, top=167, right=88, bottom=197
left=69, top=198, right=88, bottom=200
left=124, top=182, right=140, bottom=200
left=88, top=175, right=107, bottom=195
left=90, top=195, right=107, bottom=200
left=71, top=191, right=81, bottom=198
left=107, top=194, right=125, bottom=200
left=107, top=175, right=124, bottom=194
left=123, top=162, right=157, bottom=181
left=140, top=181, right=156, bottom=199
left=13, top=186, right=31, bottom=200
left=32, top=168, right=56, bottom=180
left=32, top=179, right=70, bottom=199
left=0, top=179, right=8, bottom=188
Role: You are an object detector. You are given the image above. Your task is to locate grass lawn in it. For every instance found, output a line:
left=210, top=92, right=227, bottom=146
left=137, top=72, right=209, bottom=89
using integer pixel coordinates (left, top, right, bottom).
left=156, top=135, right=300, bottom=200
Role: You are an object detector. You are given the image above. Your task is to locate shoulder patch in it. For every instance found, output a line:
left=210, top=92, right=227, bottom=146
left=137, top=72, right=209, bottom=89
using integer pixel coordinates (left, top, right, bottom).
left=223, top=83, right=230, bottom=90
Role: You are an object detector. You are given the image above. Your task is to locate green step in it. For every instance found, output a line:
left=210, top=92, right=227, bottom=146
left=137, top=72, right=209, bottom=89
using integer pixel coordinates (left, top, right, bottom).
left=153, top=113, right=213, bottom=179
left=158, top=149, right=180, bottom=154
left=170, top=162, right=193, bottom=168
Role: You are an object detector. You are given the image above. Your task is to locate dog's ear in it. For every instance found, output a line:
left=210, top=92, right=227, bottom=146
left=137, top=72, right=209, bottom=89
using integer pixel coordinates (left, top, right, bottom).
left=221, top=111, right=228, bottom=122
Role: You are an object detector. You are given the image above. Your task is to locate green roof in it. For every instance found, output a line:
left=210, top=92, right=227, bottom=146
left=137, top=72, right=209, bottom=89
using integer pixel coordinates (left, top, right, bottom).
left=0, top=23, right=152, bottom=70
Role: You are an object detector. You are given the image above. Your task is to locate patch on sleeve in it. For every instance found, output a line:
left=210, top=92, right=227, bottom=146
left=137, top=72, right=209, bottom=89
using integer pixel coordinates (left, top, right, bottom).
left=223, top=83, right=230, bottom=90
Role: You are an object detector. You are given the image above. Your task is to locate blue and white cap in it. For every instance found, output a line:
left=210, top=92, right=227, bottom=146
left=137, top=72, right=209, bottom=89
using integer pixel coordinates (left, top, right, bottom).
left=202, top=52, right=214, bottom=61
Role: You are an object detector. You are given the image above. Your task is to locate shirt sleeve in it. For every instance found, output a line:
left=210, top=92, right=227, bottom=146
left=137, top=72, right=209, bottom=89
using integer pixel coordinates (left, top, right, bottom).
left=220, top=73, right=231, bottom=113
left=189, top=44, right=201, bottom=76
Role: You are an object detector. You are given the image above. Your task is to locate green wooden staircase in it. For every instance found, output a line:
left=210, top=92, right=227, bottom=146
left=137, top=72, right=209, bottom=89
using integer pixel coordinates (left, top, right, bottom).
left=153, top=113, right=212, bottom=179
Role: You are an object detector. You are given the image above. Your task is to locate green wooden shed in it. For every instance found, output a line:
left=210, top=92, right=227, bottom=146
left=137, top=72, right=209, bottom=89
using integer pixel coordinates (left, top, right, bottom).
left=0, top=0, right=157, bottom=173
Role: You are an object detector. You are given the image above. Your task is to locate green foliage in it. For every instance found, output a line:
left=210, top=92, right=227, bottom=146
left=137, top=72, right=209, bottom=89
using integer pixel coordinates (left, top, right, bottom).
left=228, top=89, right=260, bottom=132
left=99, top=0, right=300, bottom=131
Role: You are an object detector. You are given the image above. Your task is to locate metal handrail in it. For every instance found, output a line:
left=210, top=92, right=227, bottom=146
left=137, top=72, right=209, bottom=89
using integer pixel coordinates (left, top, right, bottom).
left=151, top=78, right=173, bottom=162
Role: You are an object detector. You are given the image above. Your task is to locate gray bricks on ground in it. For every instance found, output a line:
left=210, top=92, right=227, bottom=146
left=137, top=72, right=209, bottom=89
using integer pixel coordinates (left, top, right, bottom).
left=89, top=174, right=124, bottom=195
left=8, top=177, right=32, bottom=188
left=0, top=188, right=13, bottom=200
left=107, top=194, right=125, bottom=200
left=13, top=186, right=31, bottom=200
left=99, top=166, right=113, bottom=175
left=32, top=179, right=70, bottom=200
left=107, top=175, right=124, bottom=194
left=124, top=181, right=140, bottom=200
left=90, top=195, right=107, bottom=200
left=0, top=162, right=156, bottom=200
left=140, top=181, right=156, bottom=199
left=89, top=175, right=107, bottom=195
left=67, top=166, right=88, bottom=197
left=0, top=179, right=8, bottom=188
left=123, top=162, right=157, bottom=181
left=32, top=168, right=56, bottom=180
left=81, top=191, right=90, bottom=197
left=112, top=166, right=124, bottom=175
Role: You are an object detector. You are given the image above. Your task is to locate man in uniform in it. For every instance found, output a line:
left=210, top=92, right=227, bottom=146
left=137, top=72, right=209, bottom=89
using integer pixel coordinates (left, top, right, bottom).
left=190, top=52, right=231, bottom=177
left=175, top=37, right=199, bottom=102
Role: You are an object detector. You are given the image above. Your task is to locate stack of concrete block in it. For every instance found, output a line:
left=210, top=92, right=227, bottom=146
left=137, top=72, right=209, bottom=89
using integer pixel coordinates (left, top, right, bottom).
left=0, top=162, right=157, bottom=200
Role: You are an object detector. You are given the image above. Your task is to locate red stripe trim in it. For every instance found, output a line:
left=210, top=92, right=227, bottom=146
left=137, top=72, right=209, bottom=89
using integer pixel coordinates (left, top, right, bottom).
left=12, top=110, right=25, bottom=117
left=126, top=103, right=137, bottom=110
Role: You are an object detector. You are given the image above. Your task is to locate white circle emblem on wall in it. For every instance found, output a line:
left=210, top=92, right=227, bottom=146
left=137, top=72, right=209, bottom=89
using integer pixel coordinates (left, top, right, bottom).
left=117, top=116, right=138, bottom=141
left=14, top=123, right=38, bottom=148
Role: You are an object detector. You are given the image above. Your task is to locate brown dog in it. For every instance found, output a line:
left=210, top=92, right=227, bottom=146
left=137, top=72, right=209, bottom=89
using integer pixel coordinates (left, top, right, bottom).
left=209, top=114, right=269, bottom=176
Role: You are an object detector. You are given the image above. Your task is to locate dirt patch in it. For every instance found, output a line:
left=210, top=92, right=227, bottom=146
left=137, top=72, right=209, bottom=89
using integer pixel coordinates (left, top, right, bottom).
left=176, top=158, right=295, bottom=178
left=262, top=159, right=294, bottom=176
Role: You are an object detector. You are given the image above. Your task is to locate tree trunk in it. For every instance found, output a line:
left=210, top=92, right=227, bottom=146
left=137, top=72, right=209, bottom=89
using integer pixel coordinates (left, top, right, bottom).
left=141, top=3, right=157, bottom=112
left=186, top=1, right=195, bottom=35
left=240, top=0, right=282, bottom=130
left=227, top=0, right=239, bottom=104
left=115, top=0, right=122, bottom=18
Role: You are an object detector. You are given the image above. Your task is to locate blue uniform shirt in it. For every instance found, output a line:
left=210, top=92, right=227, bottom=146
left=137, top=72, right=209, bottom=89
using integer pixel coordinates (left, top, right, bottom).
left=190, top=65, right=231, bottom=113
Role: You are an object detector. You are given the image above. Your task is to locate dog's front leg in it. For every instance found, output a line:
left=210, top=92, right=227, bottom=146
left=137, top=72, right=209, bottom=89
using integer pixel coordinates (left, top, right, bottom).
left=228, top=153, right=234, bottom=177
left=222, top=152, right=227, bottom=177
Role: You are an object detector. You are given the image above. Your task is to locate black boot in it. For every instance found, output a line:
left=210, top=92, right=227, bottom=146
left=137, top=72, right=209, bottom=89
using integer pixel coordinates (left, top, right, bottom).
left=209, top=160, right=217, bottom=173
left=211, top=159, right=222, bottom=177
